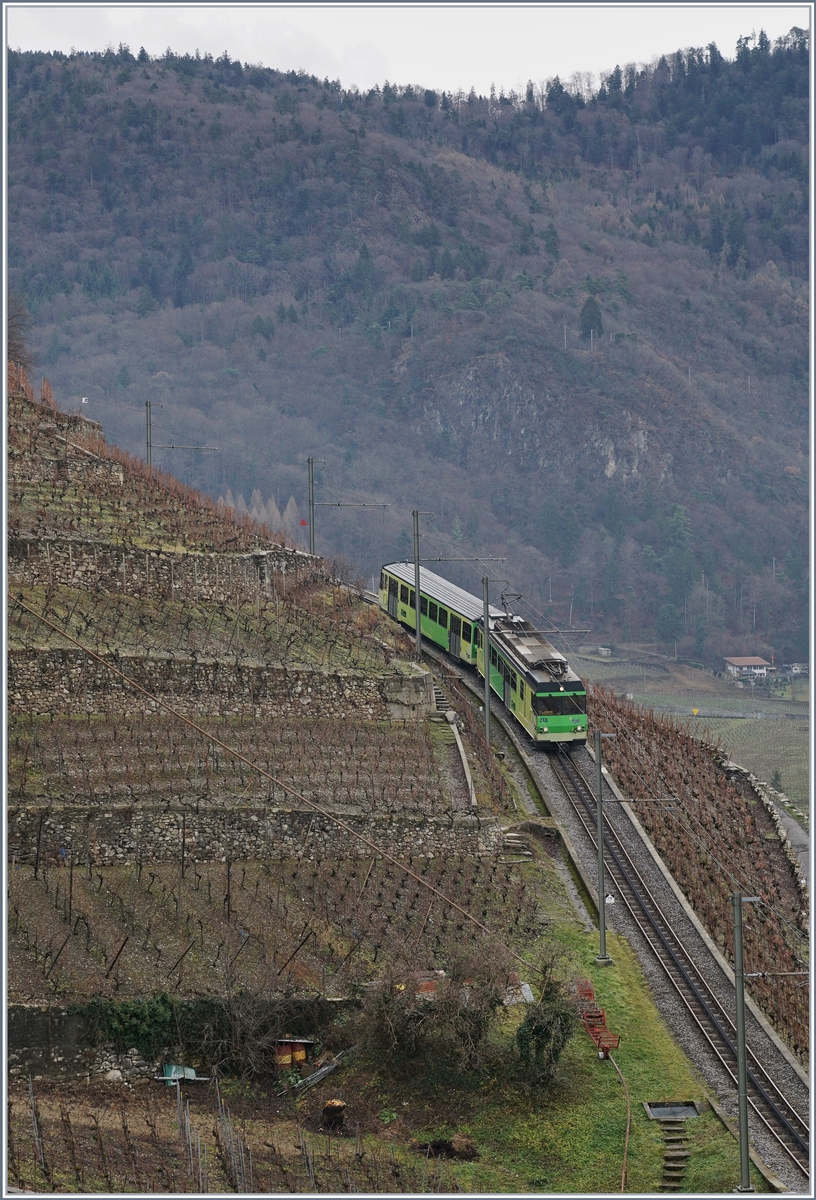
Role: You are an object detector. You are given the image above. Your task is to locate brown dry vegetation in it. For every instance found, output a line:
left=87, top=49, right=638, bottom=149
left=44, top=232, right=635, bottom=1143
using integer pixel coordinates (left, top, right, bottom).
left=7, top=854, right=537, bottom=1004
left=4, top=320, right=800, bottom=1192
left=8, top=364, right=285, bottom=553
left=7, top=36, right=809, bottom=661
left=8, top=1076, right=470, bottom=1193
left=590, top=686, right=808, bottom=1059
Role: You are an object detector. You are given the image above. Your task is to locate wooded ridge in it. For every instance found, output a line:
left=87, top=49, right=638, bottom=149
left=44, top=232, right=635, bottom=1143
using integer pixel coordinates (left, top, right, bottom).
left=7, top=29, right=809, bottom=660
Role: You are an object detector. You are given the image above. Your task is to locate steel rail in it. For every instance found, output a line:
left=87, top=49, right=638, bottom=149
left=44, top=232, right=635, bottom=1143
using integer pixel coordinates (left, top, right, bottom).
left=551, top=746, right=809, bottom=1177
left=380, top=637, right=809, bottom=1180
left=552, top=746, right=809, bottom=1167
left=553, top=747, right=809, bottom=1136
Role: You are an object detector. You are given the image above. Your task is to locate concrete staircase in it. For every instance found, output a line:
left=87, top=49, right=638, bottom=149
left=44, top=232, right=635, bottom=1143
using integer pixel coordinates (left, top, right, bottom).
left=500, top=830, right=534, bottom=863
left=658, top=1119, right=690, bottom=1192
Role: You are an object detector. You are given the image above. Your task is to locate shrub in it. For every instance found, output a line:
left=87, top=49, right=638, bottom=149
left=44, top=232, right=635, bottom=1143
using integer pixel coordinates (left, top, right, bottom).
left=515, top=955, right=576, bottom=1084
left=353, top=941, right=517, bottom=1073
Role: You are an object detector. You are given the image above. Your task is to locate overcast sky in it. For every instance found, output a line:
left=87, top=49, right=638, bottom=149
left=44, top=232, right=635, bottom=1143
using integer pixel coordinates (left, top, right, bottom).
left=6, top=3, right=811, bottom=96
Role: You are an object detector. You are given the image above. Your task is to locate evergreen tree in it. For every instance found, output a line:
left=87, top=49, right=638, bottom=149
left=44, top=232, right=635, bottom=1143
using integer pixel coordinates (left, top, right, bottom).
left=543, top=222, right=560, bottom=259
left=579, top=295, right=603, bottom=340
left=656, top=603, right=683, bottom=643
left=439, top=248, right=455, bottom=279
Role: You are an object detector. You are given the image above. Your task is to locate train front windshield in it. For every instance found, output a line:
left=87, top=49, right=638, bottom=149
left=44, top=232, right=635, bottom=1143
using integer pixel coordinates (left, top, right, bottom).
left=532, top=692, right=586, bottom=716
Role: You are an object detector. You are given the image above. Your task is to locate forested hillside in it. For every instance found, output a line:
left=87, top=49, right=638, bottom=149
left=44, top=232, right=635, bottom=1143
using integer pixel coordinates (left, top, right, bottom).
left=7, top=28, right=809, bottom=660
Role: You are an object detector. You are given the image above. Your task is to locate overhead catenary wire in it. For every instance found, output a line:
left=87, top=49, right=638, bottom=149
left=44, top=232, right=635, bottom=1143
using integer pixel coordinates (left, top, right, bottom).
left=405, top=529, right=807, bottom=957
left=508, top=592, right=810, bottom=952
left=16, top=597, right=535, bottom=970
left=590, top=687, right=808, bottom=956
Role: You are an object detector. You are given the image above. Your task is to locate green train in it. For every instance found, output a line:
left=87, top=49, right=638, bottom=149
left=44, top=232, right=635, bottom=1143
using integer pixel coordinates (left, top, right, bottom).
left=379, top=562, right=587, bottom=746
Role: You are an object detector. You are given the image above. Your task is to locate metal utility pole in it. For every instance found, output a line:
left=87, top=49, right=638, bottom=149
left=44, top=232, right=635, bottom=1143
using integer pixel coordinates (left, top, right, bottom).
left=414, top=510, right=422, bottom=658
left=412, top=509, right=433, bottom=659
left=479, top=575, right=508, bottom=746
left=595, top=729, right=613, bottom=966
left=732, top=892, right=758, bottom=1193
left=145, top=399, right=153, bottom=470
left=483, top=576, right=491, bottom=747
left=305, top=458, right=383, bottom=558
left=307, top=457, right=317, bottom=555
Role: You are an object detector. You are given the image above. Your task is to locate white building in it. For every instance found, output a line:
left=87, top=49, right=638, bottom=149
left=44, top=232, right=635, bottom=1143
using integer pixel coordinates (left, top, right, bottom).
left=724, top=656, right=772, bottom=678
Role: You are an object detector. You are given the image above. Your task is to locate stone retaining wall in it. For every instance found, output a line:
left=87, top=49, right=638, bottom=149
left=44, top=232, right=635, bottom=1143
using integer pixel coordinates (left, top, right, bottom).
left=8, top=649, right=431, bottom=720
left=7, top=1004, right=161, bottom=1082
left=9, top=803, right=501, bottom=867
left=724, top=762, right=810, bottom=930
left=8, top=999, right=352, bottom=1082
left=7, top=537, right=321, bottom=600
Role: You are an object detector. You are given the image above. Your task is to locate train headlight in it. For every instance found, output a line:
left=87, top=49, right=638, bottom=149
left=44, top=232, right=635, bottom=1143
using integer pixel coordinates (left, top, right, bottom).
left=542, top=726, right=549, bottom=733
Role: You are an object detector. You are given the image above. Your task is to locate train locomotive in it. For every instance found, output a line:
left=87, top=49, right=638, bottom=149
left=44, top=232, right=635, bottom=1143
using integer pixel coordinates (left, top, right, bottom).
left=379, top=562, right=587, bottom=746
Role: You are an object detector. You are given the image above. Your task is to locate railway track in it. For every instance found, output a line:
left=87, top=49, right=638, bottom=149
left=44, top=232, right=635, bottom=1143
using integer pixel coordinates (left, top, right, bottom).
left=421, top=645, right=809, bottom=1185
left=549, top=745, right=809, bottom=1181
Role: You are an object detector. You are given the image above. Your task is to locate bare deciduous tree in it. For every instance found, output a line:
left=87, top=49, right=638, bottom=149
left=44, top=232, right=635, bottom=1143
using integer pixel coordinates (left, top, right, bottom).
left=7, top=292, right=36, bottom=370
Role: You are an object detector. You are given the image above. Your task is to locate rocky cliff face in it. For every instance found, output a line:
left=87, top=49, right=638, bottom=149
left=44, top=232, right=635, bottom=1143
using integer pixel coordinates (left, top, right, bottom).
left=423, top=350, right=673, bottom=487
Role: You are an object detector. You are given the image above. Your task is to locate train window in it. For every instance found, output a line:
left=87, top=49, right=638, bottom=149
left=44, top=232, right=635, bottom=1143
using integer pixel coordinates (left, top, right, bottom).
left=520, top=681, right=526, bottom=701
left=450, top=615, right=461, bottom=636
left=420, top=596, right=428, bottom=616
left=429, top=602, right=438, bottom=622
left=490, top=646, right=498, bottom=667
left=400, top=585, right=409, bottom=604
left=475, top=628, right=481, bottom=648
left=388, top=576, right=398, bottom=597
left=533, top=694, right=583, bottom=715
left=409, top=590, right=416, bottom=608
left=438, top=607, right=448, bottom=627
left=511, top=671, right=517, bottom=690
left=463, top=622, right=472, bottom=643
left=379, top=571, right=386, bottom=590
